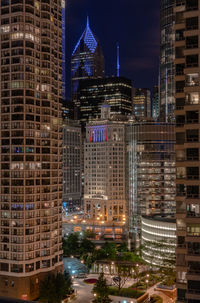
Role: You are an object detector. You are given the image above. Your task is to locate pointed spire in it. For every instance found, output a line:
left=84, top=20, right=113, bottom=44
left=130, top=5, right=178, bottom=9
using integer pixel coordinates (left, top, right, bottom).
left=87, top=16, right=90, bottom=28
left=117, top=43, right=120, bottom=77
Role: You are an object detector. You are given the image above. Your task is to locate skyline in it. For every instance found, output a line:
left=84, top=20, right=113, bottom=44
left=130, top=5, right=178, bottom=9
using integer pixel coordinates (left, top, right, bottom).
left=66, top=0, right=160, bottom=97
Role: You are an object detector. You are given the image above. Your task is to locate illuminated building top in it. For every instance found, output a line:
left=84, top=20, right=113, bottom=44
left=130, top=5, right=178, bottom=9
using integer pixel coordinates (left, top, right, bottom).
left=72, top=17, right=98, bottom=55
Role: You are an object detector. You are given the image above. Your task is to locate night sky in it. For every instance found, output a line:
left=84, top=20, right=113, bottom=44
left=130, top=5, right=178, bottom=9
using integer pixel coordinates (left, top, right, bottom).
left=66, top=0, right=160, bottom=97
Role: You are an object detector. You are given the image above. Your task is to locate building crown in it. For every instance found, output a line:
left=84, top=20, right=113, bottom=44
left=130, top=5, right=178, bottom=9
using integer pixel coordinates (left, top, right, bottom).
left=72, top=16, right=98, bottom=55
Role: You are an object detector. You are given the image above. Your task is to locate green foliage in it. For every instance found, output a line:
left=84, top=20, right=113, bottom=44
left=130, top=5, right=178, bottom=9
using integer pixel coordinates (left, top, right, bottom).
left=63, top=233, right=80, bottom=257
left=92, top=273, right=112, bottom=303
left=150, top=295, right=163, bottom=303
left=102, top=242, right=117, bottom=260
left=83, top=230, right=96, bottom=239
left=117, top=242, right=128, bottom=252
left=63, top=233, right=95, bottom=258
left=116, top=252, right=144, bottom=263
left=80, top=237, right=95, bottom=255
left=108, top=287, right=144, bottom=299
left=39, top=273, right=72, bottom=303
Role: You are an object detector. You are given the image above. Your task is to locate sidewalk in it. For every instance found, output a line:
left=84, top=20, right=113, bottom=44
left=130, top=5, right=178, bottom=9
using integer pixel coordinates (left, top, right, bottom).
left=147, top=284, right=174, bottom=303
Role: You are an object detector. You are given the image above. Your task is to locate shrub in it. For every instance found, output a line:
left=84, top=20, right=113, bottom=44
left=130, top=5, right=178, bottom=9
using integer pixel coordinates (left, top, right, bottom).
left=108, top=287, right=144, bottom=298
left=150, top=295, right=163, bottom=303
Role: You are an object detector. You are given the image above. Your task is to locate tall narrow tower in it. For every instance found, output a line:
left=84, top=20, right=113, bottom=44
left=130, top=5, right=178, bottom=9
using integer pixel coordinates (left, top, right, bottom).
left=71, top=17, right=105, bottom=105
left=0, top=0, right=63, bottom=299
left=160, top=0, right=175, bottom=122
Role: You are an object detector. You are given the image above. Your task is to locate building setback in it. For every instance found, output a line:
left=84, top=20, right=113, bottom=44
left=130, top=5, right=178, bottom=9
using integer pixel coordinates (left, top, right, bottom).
left=78, top=77, right=132, bottom=128
left=0, top=0, right=63, bottom=299
left=175, top=0, right=200, bottom=302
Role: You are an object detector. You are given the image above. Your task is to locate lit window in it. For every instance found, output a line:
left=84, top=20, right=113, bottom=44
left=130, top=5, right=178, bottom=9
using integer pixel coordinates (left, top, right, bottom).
left=11, top=32, right=24, bottom=39
left=1, top=25, right=10, bottom=33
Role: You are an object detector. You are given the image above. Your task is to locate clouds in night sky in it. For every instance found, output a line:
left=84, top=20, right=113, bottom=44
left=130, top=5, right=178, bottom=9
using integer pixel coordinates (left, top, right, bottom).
left=66, top=0, right=160, bottom=93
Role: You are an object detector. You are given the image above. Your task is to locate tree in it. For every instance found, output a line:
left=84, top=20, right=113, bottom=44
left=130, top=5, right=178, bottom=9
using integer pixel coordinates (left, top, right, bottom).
left=92, top=273, right=112, bottom=303
left=117, top=242, right=128, bottom=253
left=111, top=261, right=135, bottom=291
left=63, top=232, right=80, bottom=257
left=80, top=237, right=95, bottom=255
left=102, top=242, right=117, bottom=260
left=39, top=273, right=73, bottom=303
left=39, top=274, right=57, bottom=303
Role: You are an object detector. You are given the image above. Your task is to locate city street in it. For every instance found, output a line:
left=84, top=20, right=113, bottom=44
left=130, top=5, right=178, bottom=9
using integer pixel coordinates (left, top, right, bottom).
left=72, top=278, right=94, bottom=303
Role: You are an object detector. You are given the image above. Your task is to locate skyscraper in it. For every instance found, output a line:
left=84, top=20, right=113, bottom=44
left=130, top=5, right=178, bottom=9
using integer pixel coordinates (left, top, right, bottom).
left=160, top=0, right=175, bottom=122
left=71, top=17, right=105, bottom=103
left=132, top=88, right=151, bottom=118
left=84, top=106, right=127, bottom=224
left=63, top=119, right=82, bottom=212
left=175, top=0, right=200, bottom=302
left=126, top=120, right=176, bottom=242
left=78, top=77, right=132, bottom=128
left=0, top=0, right=63, bottom=299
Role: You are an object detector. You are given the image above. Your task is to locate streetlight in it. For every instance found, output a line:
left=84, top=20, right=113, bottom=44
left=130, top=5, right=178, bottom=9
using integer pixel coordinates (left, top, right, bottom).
left=146, top=279, right=149, bottom=290
left=94, top=293, right=96, bottom=297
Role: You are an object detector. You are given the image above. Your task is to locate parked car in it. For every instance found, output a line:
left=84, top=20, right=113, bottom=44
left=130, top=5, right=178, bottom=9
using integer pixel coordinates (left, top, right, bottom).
left=75, top=273, right=87, bottom=279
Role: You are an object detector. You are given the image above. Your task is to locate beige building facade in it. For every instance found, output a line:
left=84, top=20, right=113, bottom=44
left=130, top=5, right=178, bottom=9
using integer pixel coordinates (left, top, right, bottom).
left=0, top=0, right=63, bottom=299
left=84, top=111, right=127, bottom=225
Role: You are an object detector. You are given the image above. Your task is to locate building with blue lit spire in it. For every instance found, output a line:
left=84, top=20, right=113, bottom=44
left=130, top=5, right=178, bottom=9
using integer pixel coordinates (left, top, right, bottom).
left=71, top=17, right=105, bottom=105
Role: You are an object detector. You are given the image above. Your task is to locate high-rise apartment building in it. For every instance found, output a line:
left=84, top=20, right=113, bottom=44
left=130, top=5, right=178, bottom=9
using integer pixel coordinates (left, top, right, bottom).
left=63, top=119, right=82, bottom=212
left=71, top=17, right=104, bottom=103
left=160, top=0, right=175, bottom=122
left=62, top=0, right=67, bottom=100
left=78, top=77, right=132, bottom=128
left=126, top=120, right=176, bottom=242
left=132, top=88, right=151, bottom=118
left=0, top=0, right=63, bottom=299
left=175, top=1, right=200, bottom=302
left=84, top=106, right=127, bottom=223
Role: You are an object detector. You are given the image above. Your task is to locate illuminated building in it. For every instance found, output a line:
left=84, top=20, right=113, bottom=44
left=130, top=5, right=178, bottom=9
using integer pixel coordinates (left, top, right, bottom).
left=84, top=105, right=128, bottom=226
left=160, top=0, right=175, bottom=122
left=126, top=120, right=176, bottom=243
left=71, top=17, right=105, bottom=104
left=175, top=1, right=200, bottom=302
left=132, top=88, right=151, bottom=118
left=0, top=0, right=63, bottom=299
left=78, top=77, right=132, bottom=128
left=141, top=216, right=176, bottom=267
left=62, top=100, right=75, bottom=120
left=62, top=0, right=67, bottom=100
left=152, top=85, right=159, bottom=120
left=63, top=119, right=82, bottom=212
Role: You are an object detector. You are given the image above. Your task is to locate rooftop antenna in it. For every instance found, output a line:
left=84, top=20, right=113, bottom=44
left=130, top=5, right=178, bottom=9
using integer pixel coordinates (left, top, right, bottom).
left=87, top=15, right=89, bottom=27
left=117, top=43, right=120, bottom=77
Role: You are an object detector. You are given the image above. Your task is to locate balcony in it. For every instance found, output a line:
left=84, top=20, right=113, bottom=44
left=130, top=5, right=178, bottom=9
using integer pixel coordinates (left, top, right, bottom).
left=186, top=0, right=198, bottom=11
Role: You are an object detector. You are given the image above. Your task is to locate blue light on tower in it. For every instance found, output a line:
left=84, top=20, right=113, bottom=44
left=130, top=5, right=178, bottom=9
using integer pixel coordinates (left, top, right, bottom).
left=72, top=16, right=98, bottom=56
